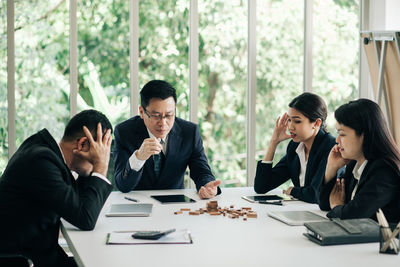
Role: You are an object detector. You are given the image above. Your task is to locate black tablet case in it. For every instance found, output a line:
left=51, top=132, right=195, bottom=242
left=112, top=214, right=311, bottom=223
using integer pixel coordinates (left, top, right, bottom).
left=304, top=218, right=379, bottom=246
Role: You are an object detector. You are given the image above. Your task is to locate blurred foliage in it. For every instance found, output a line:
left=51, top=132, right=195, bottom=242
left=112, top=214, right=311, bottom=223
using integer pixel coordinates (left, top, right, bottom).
left=0, top=0, right=359, bottom=183
left=256, top=0, right=305, bottom=175
left=313, top=0, right=359, bottom=131
left=0, top=0, right=6, bottom=174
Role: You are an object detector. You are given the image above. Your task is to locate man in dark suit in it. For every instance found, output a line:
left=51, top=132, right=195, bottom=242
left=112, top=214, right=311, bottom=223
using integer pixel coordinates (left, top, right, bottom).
left=114, top=80, right=221, bottom=199
left=0, top=110, right=113, bottom=267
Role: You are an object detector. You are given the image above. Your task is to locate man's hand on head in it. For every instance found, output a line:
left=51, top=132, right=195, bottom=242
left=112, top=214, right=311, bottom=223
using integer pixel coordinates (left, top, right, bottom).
left=136, top=138, right=163, bottom=161
left=73, top=123, right=112, bottom=176
left=198, top=180, right=221, bottom=199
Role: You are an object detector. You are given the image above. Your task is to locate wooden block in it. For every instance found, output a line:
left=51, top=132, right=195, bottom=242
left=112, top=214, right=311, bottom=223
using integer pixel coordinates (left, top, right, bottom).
left=180, top=208, right=191, bottom=211
left=242, top=207, right=252, bottom=211
left=247, top=212, right=257, bottom=218
left=230, top=205, right=234, bottom=208
left=174, top=211, right=183, bottom=215
left=229, top=214, right=235, bottom=219
left=209, top=211, right=221, bottom=216
left=189, top=211, right=200, bottom=215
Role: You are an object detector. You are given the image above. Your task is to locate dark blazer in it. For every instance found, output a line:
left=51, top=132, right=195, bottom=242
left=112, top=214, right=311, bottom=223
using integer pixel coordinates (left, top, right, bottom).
left=254, top=129, right=336, bottom=203
left=114, top=116, right=218, bottom=193
left=319, top=159, right=400, bottom=223
left=0, top=129, right=112, bottom=267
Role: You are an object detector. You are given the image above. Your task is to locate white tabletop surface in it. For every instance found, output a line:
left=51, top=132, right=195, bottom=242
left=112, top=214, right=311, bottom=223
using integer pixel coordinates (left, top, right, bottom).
left=61, top=187, right=399, bottom=267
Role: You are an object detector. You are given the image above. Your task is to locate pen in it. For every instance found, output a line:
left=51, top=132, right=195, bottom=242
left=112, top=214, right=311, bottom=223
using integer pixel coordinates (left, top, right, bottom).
left=258, top=200, right=283, bottom=206
left=124, top=196, right=139, bottom=203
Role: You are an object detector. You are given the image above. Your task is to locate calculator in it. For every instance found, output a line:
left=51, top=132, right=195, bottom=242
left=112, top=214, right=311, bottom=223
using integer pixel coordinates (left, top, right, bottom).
left=131, top=229, right=176, bottom=240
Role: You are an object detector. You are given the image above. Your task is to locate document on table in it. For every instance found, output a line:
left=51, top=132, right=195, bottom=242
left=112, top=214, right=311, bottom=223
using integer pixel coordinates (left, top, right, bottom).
left=106, top=229, right=193, bottom=245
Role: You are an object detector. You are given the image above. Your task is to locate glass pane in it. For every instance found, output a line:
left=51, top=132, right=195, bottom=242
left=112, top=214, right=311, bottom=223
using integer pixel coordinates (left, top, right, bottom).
left=77, top=1, right=130, bottom=126
left=139, top=0, right=189, bottom=120
left=198, top=0, right=247, bottom=186
left=14, top=1, right=69, bottom=148
left=0, top=1, right=7, bottom=174
left=313, top=0, right=359, bottom=131
left=256, top=0, right=304, bottom=167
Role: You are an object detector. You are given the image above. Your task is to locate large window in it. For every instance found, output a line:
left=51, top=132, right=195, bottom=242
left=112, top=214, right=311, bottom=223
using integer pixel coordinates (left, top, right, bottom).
left=77, top=1, right=130, bottom=127
left=2, top=1, right=361, bottom=184
left=256, top=0, right=304, bottom=167
left=139, top=0, right=189, bottom=119
left=14, top=1, right=69, bottom=149
left=198, top=0, right=247, bottom=185
left=313, top=0, right=359, bottom=131
left=0, top=1, right=7, bottom=172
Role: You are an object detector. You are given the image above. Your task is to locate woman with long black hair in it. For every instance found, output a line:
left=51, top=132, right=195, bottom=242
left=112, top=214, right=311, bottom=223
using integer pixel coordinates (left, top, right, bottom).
left=319, top=98, right=400, bottom=222
left=254, top=92, right=336, bottom=203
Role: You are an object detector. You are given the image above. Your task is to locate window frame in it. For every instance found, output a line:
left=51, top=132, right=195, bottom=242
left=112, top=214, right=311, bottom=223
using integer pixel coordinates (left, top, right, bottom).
left=5, top=0, right=365, bottom=184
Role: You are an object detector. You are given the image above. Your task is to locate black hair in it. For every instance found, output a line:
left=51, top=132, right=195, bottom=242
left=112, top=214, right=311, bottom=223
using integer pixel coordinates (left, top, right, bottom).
left=335, top=98, right=400, bottom=173
left=140, top=80, right=177, bottom=109
left=62, top=109, right=113, bottom=141
left=288, top=92, right=328, bottom=132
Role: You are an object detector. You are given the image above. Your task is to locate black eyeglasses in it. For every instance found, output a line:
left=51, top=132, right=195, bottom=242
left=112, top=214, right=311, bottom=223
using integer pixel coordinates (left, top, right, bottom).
left=143, top=108, right=175, bottom=122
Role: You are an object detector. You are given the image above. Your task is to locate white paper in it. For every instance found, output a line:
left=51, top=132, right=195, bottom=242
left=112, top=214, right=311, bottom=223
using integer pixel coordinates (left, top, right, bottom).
left=106, top=229, right=192, bottom=245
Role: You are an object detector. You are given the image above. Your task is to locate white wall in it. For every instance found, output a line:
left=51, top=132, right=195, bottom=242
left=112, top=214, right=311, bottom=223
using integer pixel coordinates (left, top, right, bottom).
left=360, top=0, right=399, bottom=99
left=385, top=0, right=400, bottom=30
left=369, top=0, right=386, bottom=30
left=368, top=0, right=400, bottom=30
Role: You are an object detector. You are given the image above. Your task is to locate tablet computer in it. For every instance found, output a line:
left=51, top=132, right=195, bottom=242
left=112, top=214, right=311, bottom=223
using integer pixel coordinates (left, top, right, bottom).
left=268, top=210, right=327, bottom=226
left=151, top=194, right=196, bottom=204
left=242, top=195, right=284, bottom=203
left=105, top=203, right=153, bottom=217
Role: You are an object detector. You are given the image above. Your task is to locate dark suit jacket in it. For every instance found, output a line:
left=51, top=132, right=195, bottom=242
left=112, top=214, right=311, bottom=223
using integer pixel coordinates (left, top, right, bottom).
left=254, top=129, right=336, bottom=203
left=319, top=159, right=400, bottom=223
left=0, top=129, right=112, bottom=266
left=114, top=116, right=218, bottom=193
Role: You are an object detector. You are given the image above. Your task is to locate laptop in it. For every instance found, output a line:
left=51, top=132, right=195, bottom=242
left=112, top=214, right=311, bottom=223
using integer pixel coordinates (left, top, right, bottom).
left=268, top=210, right=327, bottom=226
left=105, top=203, right=153, bottom=217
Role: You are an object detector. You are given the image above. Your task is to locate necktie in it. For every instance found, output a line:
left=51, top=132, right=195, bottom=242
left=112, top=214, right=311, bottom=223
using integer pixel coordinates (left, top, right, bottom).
left=153, top=140, right=165, bottom=177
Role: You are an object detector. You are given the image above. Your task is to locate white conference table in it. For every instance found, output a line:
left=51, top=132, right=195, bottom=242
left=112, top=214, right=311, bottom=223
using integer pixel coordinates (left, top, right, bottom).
left=61, top=187, right=398, bottom=267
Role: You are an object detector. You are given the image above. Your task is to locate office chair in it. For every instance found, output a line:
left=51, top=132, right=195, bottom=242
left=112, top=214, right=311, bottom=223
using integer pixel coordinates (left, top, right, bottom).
left=0, top=254, right=33, bottom=267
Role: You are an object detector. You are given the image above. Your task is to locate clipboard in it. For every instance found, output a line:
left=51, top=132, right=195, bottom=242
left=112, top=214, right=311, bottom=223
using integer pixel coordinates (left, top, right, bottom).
left=106, top=229, right=193, bottom=245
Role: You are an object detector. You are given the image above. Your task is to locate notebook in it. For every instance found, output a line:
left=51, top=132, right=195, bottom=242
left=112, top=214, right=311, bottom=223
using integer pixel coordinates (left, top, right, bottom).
left=268, top=210, right=327, bottom=226
left=105, top=203, right=153, bottom=217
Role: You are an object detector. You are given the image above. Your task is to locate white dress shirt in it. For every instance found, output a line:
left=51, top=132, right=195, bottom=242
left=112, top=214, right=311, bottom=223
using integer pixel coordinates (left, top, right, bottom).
left=350, top=159, right=368, bottom=200
left=261, top=142, right=307, bottom=187
left=295, top=142, right=307, bottom=187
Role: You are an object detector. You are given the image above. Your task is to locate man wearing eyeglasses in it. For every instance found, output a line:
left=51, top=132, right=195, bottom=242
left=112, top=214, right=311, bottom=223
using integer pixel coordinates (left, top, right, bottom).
left=113, top=80, right=221, bottom=199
